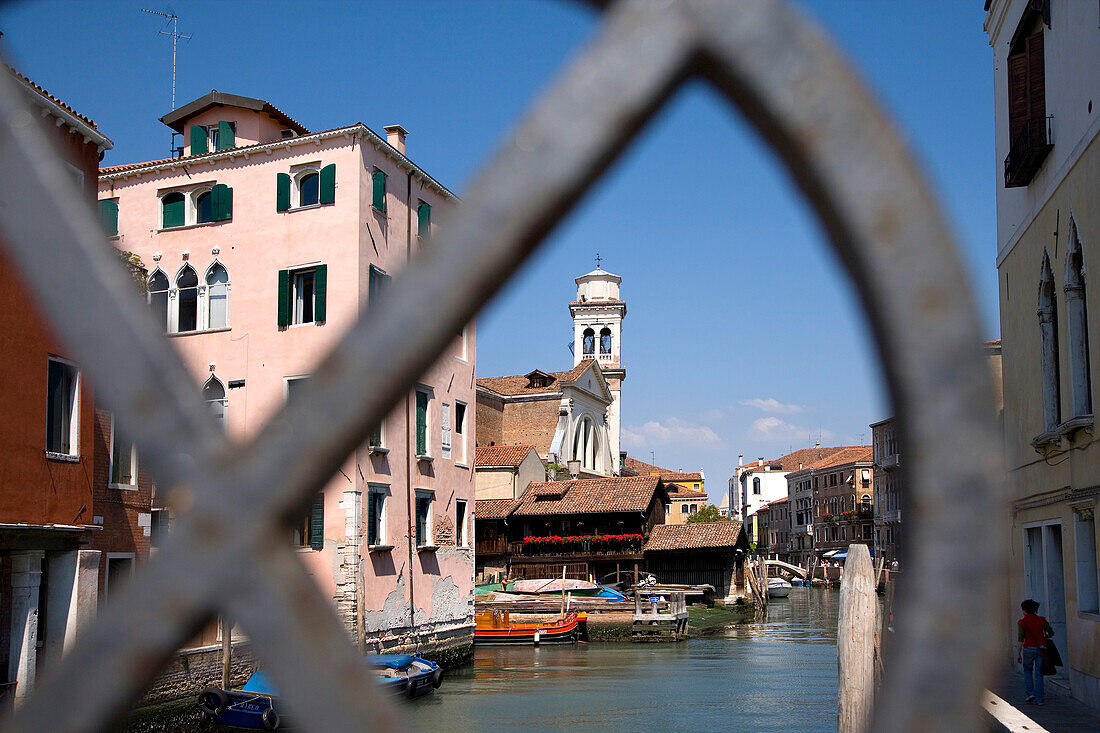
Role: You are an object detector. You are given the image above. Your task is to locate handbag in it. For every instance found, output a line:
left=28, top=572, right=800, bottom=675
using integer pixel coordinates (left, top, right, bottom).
left=1045, top=638, right=1064, bottom=668
left=1040, top=648, right=1057, bottom=676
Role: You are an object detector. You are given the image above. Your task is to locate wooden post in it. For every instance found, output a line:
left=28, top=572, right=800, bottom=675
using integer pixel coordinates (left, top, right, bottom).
left=220, top=616, right=232, bottom=690
left=838, top=544, right=875, bottom=733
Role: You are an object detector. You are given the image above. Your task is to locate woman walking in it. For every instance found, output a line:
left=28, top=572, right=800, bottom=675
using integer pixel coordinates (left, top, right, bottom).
left=1016, top=599, right=1054, bottom=705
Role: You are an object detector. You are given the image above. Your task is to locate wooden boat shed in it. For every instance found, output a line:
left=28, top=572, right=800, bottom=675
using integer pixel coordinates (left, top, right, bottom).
left=642, top=521, right=750, bottom=599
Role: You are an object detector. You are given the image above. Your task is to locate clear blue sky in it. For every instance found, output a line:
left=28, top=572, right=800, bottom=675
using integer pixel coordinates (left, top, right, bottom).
left=1, top=1, right=998, bottom=504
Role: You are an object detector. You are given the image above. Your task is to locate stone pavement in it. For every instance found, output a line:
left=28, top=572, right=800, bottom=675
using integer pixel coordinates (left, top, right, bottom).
left=991, top=667, right=1100, bottom=732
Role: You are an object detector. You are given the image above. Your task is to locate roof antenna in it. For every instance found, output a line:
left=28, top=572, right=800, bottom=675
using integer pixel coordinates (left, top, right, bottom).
left=142, top=7, right=191, bottom=157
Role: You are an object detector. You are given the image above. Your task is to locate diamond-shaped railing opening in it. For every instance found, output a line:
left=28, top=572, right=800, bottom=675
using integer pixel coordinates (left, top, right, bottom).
left=0, top=1, right=1002, bottom=731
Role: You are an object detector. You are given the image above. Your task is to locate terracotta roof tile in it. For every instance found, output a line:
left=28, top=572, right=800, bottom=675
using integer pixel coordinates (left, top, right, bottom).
left=737, top=446, right=866, bottom=476
left=622, top=456, right=702, bottom=482
left=475, top=498, right=521, bottom=520
left=643, top=521, right=745, bottom=552
left=511, top=476, right=664, bottom=517
left=666, top=483, right=707, bottom=499
left=475, top=445, right=536, bottom=468
left=476, top=360, right=596, bottom=397
left=8, top=67, right=98, bottom=128
left=786, top=446, right=873, bottom=475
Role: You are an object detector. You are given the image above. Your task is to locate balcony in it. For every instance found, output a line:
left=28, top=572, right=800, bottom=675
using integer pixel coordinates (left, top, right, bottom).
left=1005, top=116, right=1053, bottom=188
left=515, top=534, right=645, bottom=559
left=475, top=537, right=511, bottom=556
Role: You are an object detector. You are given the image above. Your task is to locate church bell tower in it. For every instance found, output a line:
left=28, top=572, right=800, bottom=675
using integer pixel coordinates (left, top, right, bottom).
left=570, top=260, right=626, bottom=474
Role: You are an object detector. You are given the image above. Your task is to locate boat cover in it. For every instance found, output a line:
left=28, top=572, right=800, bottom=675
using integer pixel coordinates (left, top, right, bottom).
left=241, top=670, right=278, bottom=695
left=365, top=654, right=415, bottom=670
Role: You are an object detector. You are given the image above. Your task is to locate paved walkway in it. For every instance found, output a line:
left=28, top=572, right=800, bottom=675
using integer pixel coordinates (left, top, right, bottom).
left=993, top=667, right=1100, bottom=732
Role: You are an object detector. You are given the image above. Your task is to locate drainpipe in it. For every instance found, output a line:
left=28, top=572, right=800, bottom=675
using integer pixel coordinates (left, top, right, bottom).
left=404, top=167, right=417, bottom=644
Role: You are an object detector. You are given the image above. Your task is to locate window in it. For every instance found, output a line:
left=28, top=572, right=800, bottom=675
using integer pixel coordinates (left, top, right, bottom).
left=294, top=493, right=325, bottom=550
left=299, top=172, right=320, bottom=207
left=456, top=499, right=468, bottom=547
left=681, top=504, right=689, bottom=514
left=46, top=358, right=79, bottom=456
left=110, top=415, right=137, bottom=487
left=441, top=403, right=452, bottom=460
left=372, top=169, right=387, bottom=212
left=367, top=486, right=387, bottom=547
left=689, top=504, right=698, bottom=513
left=148, top=270, right=169, bottom=329
left=97, top=199, right=118, bottom=237
left=600, top=327, right=612, bottom=355
left=176, top=265, right=198, bottom=332
left=285, top=376, right=310, bottom=406
left=1065, top=215, right=1092, bottom=418
left=1073, top=508, right=1100, bottom=614
left=693, top=483, right=700, bottom=490
left=753, top=478, right=761, bottom=495
left=454, top=401, right=467, bottom=464
left=195, top=189, right=214, bottom=224
left=161, top=192, right=185, bottom=229
left=417, top=202, right=431, bottom=239
left=160, top=185, right=232, bottom=228
left=1038, top=251, right=1061, bottom=431
left=582, top=327, right=595, bottom=355
left=206, top=263, right=230, bottom=329
left=277, top=164, right=336, bottom=212
left=368, top=418, right=385, bottom=450
left=415, top=492, right=432, bottom=547
left=415, top=390, right=430, bottom=456
left=1004, top=14, right=1051, bottom=188
left=105, top=554, right=135, bottom=599
left=277, top=264, right=327, bottom=326
left=190, top=121, right=235, bottom=154
left=150, top=508, right=169, bottom=548
left=203, top=377, right=227, bottom=430
left=368, top=265, right=390, bottom=310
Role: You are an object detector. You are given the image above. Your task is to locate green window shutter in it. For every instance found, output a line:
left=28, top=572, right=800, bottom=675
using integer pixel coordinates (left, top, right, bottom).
left=416, top=391, right=428, bottom=455
left=372, top=170, right=387, bottom=211
left=277, top=269, right=290, bottom=327
left=417, top=203, right=431, bottom=239
left=276, top=173, right=291, bottom=212
left=368, top=265, right=390, bottom=310
left=217, top=120, right=234, bottom=151
left=313, top=264, right=327, bottom=322
left=190, top=125, right=207, bottom=155
left=211, top=184, right=233, bottom=221
left=309, top=492, right=325, bottom=550
left=162, top=194, right=185, bottom=229
left=319, top=163, right=336, bottom=205
left=98, top=199, right=118, bottom=237
left=367, top=493, right=379, bottom=546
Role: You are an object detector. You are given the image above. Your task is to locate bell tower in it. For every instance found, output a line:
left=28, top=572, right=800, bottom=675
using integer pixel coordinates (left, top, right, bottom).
left=570, top=259, right=626, bottom=473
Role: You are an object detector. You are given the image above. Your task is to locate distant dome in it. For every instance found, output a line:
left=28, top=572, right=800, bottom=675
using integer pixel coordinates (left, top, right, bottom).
left=575, top=268, right=621, bottom=302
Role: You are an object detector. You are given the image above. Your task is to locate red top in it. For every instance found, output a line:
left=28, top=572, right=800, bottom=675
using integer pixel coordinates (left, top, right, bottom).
left=1018, top=614, right=1048, bottom=648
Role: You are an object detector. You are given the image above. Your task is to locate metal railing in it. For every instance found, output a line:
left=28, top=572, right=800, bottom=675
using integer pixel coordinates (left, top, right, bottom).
left=1005, top=115, right=1053, bottom=187
left=0, top=1, right=1002, bottom=731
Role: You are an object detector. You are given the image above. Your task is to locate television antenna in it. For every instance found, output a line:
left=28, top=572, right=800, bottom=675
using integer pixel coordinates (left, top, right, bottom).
left=142, top=7, right=191, bottom=156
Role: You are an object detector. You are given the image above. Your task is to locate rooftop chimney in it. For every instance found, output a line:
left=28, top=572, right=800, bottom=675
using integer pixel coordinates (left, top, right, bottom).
left=383, top=124, right=408, bottom=155
left=757, top=457, right=764, bottom=466
left=738, top=454, right=743, bottom=467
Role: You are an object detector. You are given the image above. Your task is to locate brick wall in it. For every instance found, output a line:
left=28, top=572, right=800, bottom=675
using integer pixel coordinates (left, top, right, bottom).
left=500, top=399, right=558, bottom=456
left=140, top=643, right=256, bottom=705
left=475, top=391, right=503, bottom=447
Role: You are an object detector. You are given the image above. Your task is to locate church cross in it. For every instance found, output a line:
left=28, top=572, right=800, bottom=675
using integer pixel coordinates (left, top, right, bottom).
left=595, top=253, right=602, bottom=269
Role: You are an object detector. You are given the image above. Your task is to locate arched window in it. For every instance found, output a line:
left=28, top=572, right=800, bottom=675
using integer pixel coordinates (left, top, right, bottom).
left=573, top=417, right=597, bottom=470
left=752, top=477, right=761, bottom=495
left=582, top=327, right=595, bottom=355
left=176, top=265, right=198, bottom=333
left=298, top=171, right=320, bottom=207
left=206, top=263, right=230, bottom=329
left=681, top=504, right=689, bottom=514
left=148, top=270, right=169, bottom=330
left=202, top=377, right=227, bottom=430
left=195, top=189, right=214, bottom=224
left=600, top=327, right=612, bottom=355
left=1065, top=215, right=1092, bottom=417
left=1038, top=251, right=1061, bottom=431
left=161, top=192, right=185, bottom=229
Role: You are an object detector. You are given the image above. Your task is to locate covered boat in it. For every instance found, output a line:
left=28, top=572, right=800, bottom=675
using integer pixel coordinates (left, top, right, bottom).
left=767, top=577, right=793, bottom=598
left=510, top=578, right=599, bottom=596
left=474, top=609, right=582, bottom=645
left=198, top=655, right=442, bottom=729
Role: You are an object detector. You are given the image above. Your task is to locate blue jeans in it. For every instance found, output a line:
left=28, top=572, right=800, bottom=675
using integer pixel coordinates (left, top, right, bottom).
left=1021, top=646, right=1044, bottom=703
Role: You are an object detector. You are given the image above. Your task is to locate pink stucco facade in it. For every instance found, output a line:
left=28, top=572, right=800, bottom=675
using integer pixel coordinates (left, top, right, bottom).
left=98, top=95, right=475, bottom=655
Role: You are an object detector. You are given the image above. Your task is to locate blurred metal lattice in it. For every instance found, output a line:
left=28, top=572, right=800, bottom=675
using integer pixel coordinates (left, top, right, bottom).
left=0, top=1, right=1003, bottom=731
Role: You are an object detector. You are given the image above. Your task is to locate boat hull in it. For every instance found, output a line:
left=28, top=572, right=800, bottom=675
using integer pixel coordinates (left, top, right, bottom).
left=474, top=612, right=580, bottom=646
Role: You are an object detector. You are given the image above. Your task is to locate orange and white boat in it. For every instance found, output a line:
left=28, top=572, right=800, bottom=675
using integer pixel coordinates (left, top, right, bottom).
left=474, top=610, right=583, bottom=646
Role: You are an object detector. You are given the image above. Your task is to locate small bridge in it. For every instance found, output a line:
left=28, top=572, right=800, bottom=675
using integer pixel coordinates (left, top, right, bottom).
left=764, top=559, right=808, bottom=579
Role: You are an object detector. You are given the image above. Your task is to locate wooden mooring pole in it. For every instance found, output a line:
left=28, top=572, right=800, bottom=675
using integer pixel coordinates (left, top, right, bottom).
left=220, top=616, right=232, bottom=690
left=838, top=544, right=875, bottom=733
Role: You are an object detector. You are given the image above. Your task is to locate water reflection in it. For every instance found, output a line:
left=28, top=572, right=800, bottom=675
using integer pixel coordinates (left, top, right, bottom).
left=406, top=588, right=840, bottom=733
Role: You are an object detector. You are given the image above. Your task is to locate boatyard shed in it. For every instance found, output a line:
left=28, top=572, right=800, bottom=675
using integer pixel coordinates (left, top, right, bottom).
left=643, top=522, right=749, bottom=600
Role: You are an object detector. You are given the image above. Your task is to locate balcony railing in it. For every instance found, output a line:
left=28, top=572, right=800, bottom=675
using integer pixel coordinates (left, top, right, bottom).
left=1005, top=116, right=1053, bottom=188
left=475, top=537, right=510, bottom=556
left=515, top=536, right=644, bottom=557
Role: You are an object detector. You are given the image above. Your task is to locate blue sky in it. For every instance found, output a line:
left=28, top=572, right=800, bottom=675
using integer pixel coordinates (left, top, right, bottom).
left=0, top=1, right=998, bottom=504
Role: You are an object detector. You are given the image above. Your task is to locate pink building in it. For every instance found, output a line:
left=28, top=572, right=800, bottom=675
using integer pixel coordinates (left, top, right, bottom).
left=97, top=91, right=475, bottom=661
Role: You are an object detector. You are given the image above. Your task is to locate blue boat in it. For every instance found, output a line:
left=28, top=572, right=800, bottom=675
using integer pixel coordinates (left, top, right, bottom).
left=198, top=654, right=442, bottom=729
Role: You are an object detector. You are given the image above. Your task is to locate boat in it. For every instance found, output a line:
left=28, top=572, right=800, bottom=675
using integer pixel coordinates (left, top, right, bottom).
left=474, top=609, right=582, bottom=645
left=767, top=577, right=793, bottom=598
left=197, top=654, right=442, bottom=728
left=510, top=578, right=599, bottom=596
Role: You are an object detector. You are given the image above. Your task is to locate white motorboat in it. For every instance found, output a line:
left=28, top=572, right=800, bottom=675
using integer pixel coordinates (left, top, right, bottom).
left=767, top=577, right=793, bottom=598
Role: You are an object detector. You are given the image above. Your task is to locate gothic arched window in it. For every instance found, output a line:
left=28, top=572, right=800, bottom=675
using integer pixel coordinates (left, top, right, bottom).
left=148, top=270, right=169, bottom=331
left=600, top=327, right=612, bottom=355
left=206, top=263, right=230, bottom=330
left=582, top=328, right=595, bottom=355
left=176, top=265, right=199, bottom=333
left=203, top=377, right=227, bottom=431
left=1065, top=215, right=1092, bottom=417
left=1038, top=251, right=1061, bottom=431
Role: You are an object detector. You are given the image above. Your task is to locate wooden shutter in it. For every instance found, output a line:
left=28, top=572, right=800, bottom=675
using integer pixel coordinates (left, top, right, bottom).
left=217, top=120, right=235, bottom=151
left=276, top=173, right=291, bottom=212
left=1026, top=31, right=1046, bottom=146
left=277, top=269, right=290, bottom=327
left=162, top=195, right=184, bottom=229
left=190, top=125, right=207, bottom=155
left=309, top=492, right=324, bottom=550
left=441, top=403, right=451, bottom=459
left=211, top=183, right=232, bottom=221
left=416, top=391, right=428, bottom=455
left=369, top=265, right=390, bottom=309
left=417, top=203, right=431, bottom=238
left=313, top=264, right=327, bottom=322
left=98, top=199, right=118, bottom=237
left=319, top=163, right=336, bottom=205
left=372, top=170, right=387, bottom=211
left=367, top=493, right=379, bottom=546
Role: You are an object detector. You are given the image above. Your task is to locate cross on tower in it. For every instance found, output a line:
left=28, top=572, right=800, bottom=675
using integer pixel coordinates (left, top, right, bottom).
left=595, top=253, right=602, bottom=269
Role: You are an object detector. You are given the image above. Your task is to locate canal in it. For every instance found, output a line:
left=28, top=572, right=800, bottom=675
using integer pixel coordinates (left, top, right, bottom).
left=406, top=587, right=841, bottom=732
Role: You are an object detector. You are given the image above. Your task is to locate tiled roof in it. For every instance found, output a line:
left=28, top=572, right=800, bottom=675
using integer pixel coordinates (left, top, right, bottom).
left=100, top=157, right=178, bottom=174
left=756, top=497, right=789, bottom=510
left=475, top=444, right=536, bottom=468
left=511, top=476, right=663, bottom=517
left=475, top=498, right=521, bottom=520
left=622, top=456, right=702, bottom=482
left=8, top=67, right=98, bottom=128
left=738, top=446, right=865, bottom=475
left=644, top=521, right=745, bottom=552
left=159, top=90, right=310, bottom=135
left=788, top=446, right=874, bottom=475
left=666, top=483, right=707, bottom=500
left=477, top=359, right=595, bottom=397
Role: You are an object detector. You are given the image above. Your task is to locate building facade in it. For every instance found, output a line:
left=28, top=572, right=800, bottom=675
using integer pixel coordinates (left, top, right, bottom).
left=621, top=456, right=705, bottom=524
left=870, top=417, right=902, bottom=565
left=784, top=446, right=873, bottom=568
left=986, top=0, right=1100, bottom=708
left=756, top=497, right=791, bottom=561
left=98, top=91, right=475, bottom=657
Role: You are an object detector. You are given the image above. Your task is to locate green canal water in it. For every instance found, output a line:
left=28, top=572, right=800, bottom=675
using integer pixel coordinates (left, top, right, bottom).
left=405, top=587, right=841, bottom=732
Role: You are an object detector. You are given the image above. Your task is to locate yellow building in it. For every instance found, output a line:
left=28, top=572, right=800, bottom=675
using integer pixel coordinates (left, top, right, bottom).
left=622, top=456, right=706, bottom=525
left=987, top=0, right=1100, bottom=708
